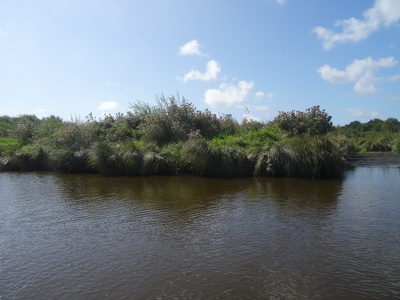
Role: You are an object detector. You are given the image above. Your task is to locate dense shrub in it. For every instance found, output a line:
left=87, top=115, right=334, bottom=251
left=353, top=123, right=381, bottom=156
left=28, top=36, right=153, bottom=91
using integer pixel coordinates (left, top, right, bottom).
left=273, top=106, right=333, bottom=137
left=135, top=94, right=234, bottom=146
left=12, top=115, right=41, bottom=145
left=0, top=116, right=16, bottom=137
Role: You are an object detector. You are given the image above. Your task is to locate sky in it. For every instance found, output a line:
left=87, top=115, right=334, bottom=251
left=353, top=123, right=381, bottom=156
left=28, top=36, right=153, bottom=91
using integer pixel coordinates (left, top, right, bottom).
left=1, top=0, right=400, bottom=125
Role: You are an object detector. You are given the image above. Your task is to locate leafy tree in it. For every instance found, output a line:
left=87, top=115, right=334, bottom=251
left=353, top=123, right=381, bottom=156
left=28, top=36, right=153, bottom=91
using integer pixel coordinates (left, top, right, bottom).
left=384, top=118, right=400, bottom=132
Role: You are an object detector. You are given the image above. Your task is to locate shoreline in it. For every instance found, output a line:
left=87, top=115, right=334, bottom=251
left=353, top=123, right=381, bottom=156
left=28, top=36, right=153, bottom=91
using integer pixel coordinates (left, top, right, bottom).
left=347, top=152, right=400, bottom=167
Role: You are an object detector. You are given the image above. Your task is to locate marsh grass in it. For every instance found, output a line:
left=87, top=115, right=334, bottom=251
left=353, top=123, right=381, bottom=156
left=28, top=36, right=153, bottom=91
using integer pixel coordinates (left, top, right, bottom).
left=0, top=138, right=19, bottom=156
left=88, top=141, right=144, bottom=176
left=0, top=145, right=47, bottom=171
left=254, top=136, right=346, bottom=178
left=46, top=148, right=91, bottom=173
left=181, top=138, right=252, bottom=177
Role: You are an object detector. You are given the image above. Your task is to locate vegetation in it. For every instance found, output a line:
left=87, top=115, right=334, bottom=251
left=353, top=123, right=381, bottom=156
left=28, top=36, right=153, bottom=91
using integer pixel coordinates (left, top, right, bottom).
left=333, top=118, right=400, bottom=153
left=0, top=95, right=398, bottom=178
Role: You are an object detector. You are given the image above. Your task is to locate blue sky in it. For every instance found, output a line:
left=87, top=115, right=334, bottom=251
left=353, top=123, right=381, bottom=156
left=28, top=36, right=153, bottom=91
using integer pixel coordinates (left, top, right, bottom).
left=1, top=0, right=399, bottom=125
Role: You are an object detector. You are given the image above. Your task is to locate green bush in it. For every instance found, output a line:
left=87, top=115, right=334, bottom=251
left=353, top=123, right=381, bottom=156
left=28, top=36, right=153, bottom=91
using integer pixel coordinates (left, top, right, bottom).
left=0, top=138, right=20, bottom=156
left=273, top=106, right=333, bottom=137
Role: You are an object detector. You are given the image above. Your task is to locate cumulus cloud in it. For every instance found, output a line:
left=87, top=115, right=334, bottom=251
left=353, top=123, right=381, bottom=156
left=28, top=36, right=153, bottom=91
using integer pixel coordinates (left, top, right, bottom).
left=180, top=60, right=221, bottom=82
left=317, top=56, right=399, bottom=94
left=204, top=81, right=254, bottom=108
left=97, top=101, right=119, bottom=111
left=255, top=91, right=265, bottom=99
left=179, top=39, right=202, bottom=56
left=347, top=108, right=379, bottom=118
left=313, top=0, right=400, bottom=50
left=256, top=106, right=269, bottom=111
left=254, top=91, right=277, bottom=102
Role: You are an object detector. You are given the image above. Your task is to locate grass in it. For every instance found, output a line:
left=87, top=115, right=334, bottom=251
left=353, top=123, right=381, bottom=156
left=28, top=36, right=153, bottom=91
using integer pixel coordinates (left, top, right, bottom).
left=0, top=138, right=20, bottom=156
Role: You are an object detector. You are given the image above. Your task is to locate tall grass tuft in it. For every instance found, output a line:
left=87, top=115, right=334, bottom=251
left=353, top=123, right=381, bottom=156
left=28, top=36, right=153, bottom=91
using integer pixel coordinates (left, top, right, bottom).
left=46, top=148, right=91, bottom=173
left=181, top=137, right=252, bottom=177
left=1, top=145, right=47, bottom=171
left=141, top=152, right=168, bottom=175
left=392, top=138, right=400, bottom=152
left=254, top=136, right=346, bottom=178
left=88, top=141, right=144, bottom=176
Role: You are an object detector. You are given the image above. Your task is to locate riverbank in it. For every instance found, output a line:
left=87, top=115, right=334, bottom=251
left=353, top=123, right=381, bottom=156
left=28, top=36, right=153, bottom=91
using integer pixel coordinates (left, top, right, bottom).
left=348, top=152, right=400, bottom=167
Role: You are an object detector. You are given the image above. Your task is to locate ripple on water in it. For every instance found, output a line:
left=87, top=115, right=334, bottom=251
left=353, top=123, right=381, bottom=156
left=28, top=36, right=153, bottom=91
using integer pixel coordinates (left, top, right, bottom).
left=1, top=170, right=400, bottom=299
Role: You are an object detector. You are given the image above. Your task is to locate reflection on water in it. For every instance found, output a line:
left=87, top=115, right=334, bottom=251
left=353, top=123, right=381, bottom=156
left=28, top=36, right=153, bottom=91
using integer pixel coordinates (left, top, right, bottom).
left=1, top=168, right=400, bottom=299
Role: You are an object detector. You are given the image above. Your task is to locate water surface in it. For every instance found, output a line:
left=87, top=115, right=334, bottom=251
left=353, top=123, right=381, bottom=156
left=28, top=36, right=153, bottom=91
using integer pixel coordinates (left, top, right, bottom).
left=1, top=167, right=400, bottom=299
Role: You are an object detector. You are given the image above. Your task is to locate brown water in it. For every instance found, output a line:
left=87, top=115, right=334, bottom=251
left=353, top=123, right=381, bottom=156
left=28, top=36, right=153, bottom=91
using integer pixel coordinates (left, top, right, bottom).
left=1, top=167, right=400, bottom=299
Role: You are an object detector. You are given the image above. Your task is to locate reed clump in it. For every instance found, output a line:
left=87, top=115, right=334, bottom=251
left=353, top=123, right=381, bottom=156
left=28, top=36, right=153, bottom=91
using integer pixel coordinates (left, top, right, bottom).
left=181, top=137, right=252, bottom=178
left=254, top=136, right=346, bottom=178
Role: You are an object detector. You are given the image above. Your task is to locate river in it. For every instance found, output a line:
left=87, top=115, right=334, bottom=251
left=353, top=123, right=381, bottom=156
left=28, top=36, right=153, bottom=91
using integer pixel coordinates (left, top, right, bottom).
left=1, top=167, right=400, bottom=299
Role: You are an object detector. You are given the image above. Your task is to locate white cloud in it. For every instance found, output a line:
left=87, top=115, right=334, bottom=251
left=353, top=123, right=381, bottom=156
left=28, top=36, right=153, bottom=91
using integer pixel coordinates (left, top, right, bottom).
left=313, top=0, right=400, bottom=50
left=347, top=108, right=379, bottom=118
left=179, top=39, right=202, bottom=56
left=180, top=60, right=221, bottom=82
left=254, top=91, right=277, bottom=102
left=97, top=101, right=119, bottom=111
left=256, top=106, right=269, bottom=111
left=255, top=91, right=265, bottom=99
left=275, top=0, right=286, bottom=6
left=317, top=56, right=398, bottom=94
left=204, top=81, right=254, bottom=108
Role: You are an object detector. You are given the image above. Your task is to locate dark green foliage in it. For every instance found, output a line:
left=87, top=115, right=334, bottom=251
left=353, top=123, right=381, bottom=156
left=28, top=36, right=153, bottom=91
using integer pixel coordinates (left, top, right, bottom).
left=181, top=137, right=252, bottom=178
left=0, top=116, right=16, bottom=137
left=337, top=117, right=400, bottom=136
left=393, top=138, right=400, bottom=152
left=34, top=115, right=64, bottom=139
left=273, top=106, right=333, bottom=137
left=88, top=113, right=136, bottom=143
left=88, top=142, right=143, bottom=176
left=46, top=149, right=91, bottom=173
left=254, top=136, right=346, bottom=178
left=0, top=145, right=47, bottom=171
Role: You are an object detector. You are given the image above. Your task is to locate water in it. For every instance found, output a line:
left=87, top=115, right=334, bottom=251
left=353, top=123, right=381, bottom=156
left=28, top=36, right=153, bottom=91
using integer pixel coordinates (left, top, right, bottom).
left=1, top=167, right=400, bottom=299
